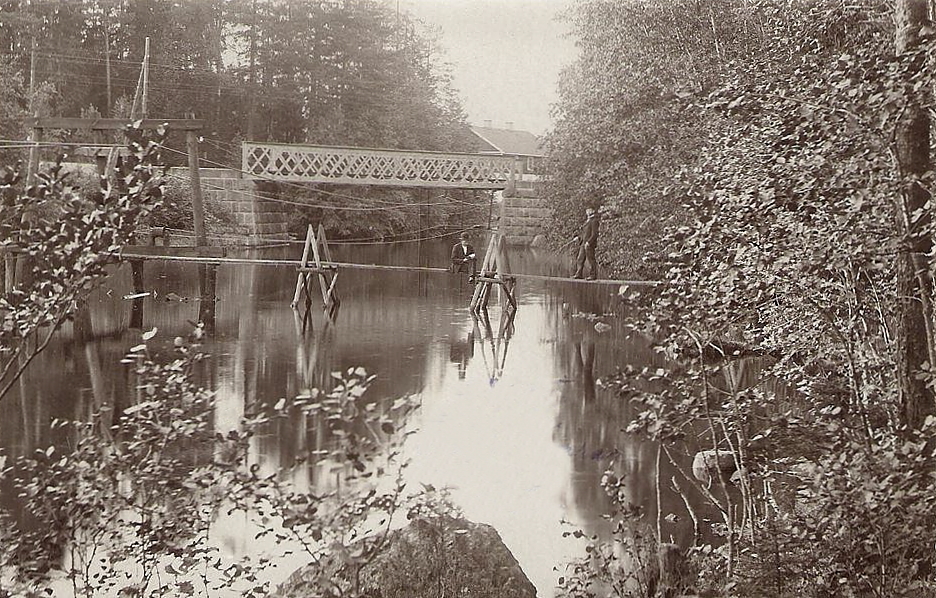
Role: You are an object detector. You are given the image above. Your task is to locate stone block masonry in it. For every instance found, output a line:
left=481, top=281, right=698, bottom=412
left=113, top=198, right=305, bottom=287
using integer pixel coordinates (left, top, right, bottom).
left=168, top=167, right=290, bottom=242
left=500, top=193, right=551, bottom=246
left=170, top=167, right=551, bottom=245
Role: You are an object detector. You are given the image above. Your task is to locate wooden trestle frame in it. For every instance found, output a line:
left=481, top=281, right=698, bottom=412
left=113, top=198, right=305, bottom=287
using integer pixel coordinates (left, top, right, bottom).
left=469, top=233, right=517, bottom=316
left=292, top=224, right=340, bottom=329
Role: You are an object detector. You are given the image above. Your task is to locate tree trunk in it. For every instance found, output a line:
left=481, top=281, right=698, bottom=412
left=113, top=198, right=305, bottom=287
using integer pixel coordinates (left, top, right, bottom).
left=895, top=0, right=935, bottom=429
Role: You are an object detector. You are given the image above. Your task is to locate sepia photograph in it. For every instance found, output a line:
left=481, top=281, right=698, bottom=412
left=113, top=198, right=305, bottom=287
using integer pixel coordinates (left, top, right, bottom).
left=1, top=0, right=935, bottom=597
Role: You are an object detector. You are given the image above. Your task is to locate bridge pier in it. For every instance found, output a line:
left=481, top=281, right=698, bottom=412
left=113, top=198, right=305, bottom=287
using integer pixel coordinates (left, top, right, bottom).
left=184, top=168, right=290, bottom=242
left=499, top=191, right=550, bottom=246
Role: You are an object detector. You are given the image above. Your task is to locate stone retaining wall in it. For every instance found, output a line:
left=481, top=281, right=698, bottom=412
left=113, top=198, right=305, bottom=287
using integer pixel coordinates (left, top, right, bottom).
left=172, top=167, right=552, bottom=245
left=169, top=168, right=289, bottom=241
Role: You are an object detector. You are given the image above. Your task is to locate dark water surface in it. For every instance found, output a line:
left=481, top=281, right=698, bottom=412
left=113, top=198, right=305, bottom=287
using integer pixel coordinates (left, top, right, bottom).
left=1, top=239, right=694, bottom=596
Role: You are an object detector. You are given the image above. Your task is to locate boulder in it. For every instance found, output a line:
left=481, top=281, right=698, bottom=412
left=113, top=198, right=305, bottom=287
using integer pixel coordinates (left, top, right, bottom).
left=273, top=516, right=537, bottom=598
left=691, top=450, right=737, bottom=488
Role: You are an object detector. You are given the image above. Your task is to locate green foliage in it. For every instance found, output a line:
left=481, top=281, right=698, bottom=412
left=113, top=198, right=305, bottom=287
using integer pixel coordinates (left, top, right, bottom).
left=0, top=124, right=166, bottom=402
left=0, top=329, right=425, bottom=598
left=147, top=177, right=238, bottom=234
left=544, top=0, right=761, bottom=278
left=556, top=477, right=661, bottom=598
left=558, top=0, right=936, bottom=596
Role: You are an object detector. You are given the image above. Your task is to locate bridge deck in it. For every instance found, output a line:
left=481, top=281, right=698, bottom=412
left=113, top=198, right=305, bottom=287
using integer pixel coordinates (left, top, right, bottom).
left=242, top=141, right=517, bottom=189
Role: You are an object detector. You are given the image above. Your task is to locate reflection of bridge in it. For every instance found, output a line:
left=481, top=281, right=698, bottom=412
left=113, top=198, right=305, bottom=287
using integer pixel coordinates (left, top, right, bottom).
left=242, top=141, right=517, bottom=189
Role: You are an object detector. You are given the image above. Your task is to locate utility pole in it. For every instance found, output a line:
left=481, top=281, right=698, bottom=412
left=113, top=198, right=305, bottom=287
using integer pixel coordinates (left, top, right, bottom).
left=104, top=20, right=112, bottom=113
left=247, top=0, right=258, bottom=140
left=26, top=38, right=39, bottom=188
left=28, top=37, right=36, bottom=110
left=141, top=37, right=150, bottom=118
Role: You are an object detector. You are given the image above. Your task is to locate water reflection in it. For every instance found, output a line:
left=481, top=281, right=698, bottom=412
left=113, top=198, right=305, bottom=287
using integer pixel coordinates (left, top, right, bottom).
left=1, top=240, right=683, bottom=597
left=448, top=328, right=474, bottom=380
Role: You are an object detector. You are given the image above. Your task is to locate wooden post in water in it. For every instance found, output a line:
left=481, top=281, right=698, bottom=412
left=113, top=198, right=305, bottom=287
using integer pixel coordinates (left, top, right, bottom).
left=186, top=130, right=206, bottom=247
left=317, top=224, right=340, bottom=320
left=469, top=234, right=497, bottom=311
left=494, top=234, right=515, bottom=309
left=292, top=224, right=314, bottom=308
left=187, top=126, right=210, bottom=324
left=15, top=117, right=42, bottom=288
left=310, top=225, right=330, bottom=309
left=198, top=265, right=217, bottom=333
left=129, top=260, right=145, bottom=329
left=291, top=224, right=340, bottom=323
left=469, top=232, right=517, bottom=315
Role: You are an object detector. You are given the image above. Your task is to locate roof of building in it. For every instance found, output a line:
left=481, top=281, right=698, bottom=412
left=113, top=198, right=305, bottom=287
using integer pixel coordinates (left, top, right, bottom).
left=469, top=126, right=545, bottom=157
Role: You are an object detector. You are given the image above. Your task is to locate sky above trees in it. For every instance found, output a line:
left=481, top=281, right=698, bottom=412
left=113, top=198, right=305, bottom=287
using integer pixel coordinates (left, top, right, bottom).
left=402, top=0, right=577, bottom=135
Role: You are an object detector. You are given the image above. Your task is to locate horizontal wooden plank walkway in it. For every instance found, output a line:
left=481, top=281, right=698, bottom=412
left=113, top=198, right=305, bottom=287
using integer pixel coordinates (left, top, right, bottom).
left=116, top=249, right=660, bottom=287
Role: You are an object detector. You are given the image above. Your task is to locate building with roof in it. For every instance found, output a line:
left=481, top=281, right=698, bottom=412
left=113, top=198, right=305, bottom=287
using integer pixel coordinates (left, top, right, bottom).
left=469, top=122, right=549, bottom=245
left=469, top=123, right=545, bottom=179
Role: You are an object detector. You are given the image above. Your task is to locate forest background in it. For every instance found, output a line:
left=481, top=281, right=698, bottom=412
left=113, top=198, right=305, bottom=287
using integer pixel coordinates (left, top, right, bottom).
left=0, top=0, right=483, bottom=241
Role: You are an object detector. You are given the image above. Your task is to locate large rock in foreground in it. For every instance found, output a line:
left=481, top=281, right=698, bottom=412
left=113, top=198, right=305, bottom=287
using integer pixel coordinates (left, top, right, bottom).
left=273, top=516, right=537, bottom=598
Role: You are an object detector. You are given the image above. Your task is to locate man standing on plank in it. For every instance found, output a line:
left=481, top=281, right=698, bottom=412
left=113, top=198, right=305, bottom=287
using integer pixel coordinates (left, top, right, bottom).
left=572, top=207, right=600, bottom=280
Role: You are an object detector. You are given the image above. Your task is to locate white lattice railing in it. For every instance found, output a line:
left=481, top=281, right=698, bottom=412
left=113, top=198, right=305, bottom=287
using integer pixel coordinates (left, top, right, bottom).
left=242, top=142, right=516, bottom=189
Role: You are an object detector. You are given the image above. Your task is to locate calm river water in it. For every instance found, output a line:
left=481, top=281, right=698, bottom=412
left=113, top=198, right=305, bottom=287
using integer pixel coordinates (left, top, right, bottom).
left=1, top=238, right=699, bottom=596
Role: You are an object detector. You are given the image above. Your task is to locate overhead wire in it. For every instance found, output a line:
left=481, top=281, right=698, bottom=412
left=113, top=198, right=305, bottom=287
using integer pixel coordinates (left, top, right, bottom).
left=0, top=139, right=491, bottom=213
left=30, top=64, right=428, bottom=105
left=35, top=51, right=222, bottom=76
left=150, top=221, right=481, bottom=247
left=166, top=168, right=484, bottom=213
left=2, top=127, right=495, bottom=244
left=161, top=171, right=486, bottom=245
left=163, top=170, right=435, bottom=212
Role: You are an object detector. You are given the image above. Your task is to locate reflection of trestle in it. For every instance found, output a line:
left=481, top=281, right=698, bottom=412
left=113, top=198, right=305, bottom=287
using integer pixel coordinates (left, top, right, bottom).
left=472, top=304, right=516, bottom=385
left=469, top=233, right=517, bottom=314
left=292, top=223, right=340, bottom=331
left=292, top=310, right=336, bottom=396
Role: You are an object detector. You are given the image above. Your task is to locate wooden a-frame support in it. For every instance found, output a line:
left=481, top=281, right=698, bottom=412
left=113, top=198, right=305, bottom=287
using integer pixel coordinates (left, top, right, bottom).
left=292, top=223, right=340, bottom=329
left=469, top=232, right=517, bottom=316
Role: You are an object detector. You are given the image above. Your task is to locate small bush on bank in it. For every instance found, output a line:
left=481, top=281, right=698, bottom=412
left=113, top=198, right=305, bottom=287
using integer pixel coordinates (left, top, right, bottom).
left=147, top=177, right=238, bottom=234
